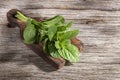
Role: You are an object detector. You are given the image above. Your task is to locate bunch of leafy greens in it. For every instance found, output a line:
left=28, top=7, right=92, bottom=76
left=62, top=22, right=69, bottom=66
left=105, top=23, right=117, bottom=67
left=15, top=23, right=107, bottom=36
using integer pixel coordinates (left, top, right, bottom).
left=15, top=11, right=80, bottom=62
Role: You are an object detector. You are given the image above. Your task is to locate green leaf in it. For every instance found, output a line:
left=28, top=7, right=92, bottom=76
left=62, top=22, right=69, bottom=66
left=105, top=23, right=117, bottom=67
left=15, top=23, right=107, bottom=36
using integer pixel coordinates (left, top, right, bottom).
left=57, top=21, right=73, bottom=31
left=23, top=18, right=37, bottom=44
left=61, top=39, right=71, bottom=46
left=43, top=15, right=65, bottom=27
left=65, top=44, right=79, bottom=58
left=57, top=30, right=79, bottom=41
left=58, top=44, right=79, bottom=62
left=55, top=41, right=61, bottom=49
left=44, top=15, right=64, bottom=23
left=39, top=29, right=47, bottom=41
left=48, top=26, right=57, bottom=41
left=57, top=26, right=66, bottom=31
left=50, top=50, right=61, bottom=58
left=23, top=39, right=36, bottom=44
left=48, top=42, right=61, bottom=58
left=66, top=21, right=73, bottom=29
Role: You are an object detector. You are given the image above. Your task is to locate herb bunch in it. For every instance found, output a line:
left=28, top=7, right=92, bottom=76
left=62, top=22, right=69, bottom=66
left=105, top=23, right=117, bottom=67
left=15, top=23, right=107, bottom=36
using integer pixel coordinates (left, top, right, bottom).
left=15, top=11, right=80, bottom=62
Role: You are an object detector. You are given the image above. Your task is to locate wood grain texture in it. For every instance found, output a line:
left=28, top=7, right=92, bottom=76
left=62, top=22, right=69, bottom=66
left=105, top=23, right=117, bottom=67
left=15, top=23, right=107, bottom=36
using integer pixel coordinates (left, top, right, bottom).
left=0, top=0, right=120, bottom=80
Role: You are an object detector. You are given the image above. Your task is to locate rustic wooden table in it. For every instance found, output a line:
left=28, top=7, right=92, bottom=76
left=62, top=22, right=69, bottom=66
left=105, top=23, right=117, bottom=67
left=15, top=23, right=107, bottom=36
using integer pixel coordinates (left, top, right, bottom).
left=0, top=0, right=120, bottom=80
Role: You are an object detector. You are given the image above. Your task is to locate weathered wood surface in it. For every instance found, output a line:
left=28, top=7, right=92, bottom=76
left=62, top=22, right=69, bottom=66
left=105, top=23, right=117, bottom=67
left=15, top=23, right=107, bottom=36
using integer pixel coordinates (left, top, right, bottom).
left=0, top=0, right=120, bottom=80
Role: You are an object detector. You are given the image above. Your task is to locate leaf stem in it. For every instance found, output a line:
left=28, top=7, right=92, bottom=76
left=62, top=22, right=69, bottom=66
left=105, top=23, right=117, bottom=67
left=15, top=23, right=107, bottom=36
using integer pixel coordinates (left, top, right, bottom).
left=15, top=11, right=28, bottom=22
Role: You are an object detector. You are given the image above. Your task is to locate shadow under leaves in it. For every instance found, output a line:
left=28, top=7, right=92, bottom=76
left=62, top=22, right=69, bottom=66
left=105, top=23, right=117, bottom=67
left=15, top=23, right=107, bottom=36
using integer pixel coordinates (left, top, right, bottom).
left=20, top=54, right=57, bottom=72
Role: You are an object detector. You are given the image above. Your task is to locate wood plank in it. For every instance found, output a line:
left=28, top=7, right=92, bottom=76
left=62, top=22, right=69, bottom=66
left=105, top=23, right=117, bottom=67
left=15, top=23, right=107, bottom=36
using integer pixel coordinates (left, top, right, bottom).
left=1, top=9, right=120, bottom=25
left=1, top=0, right=120, bottom=11
left=0, top=0, right=120, bottom=80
